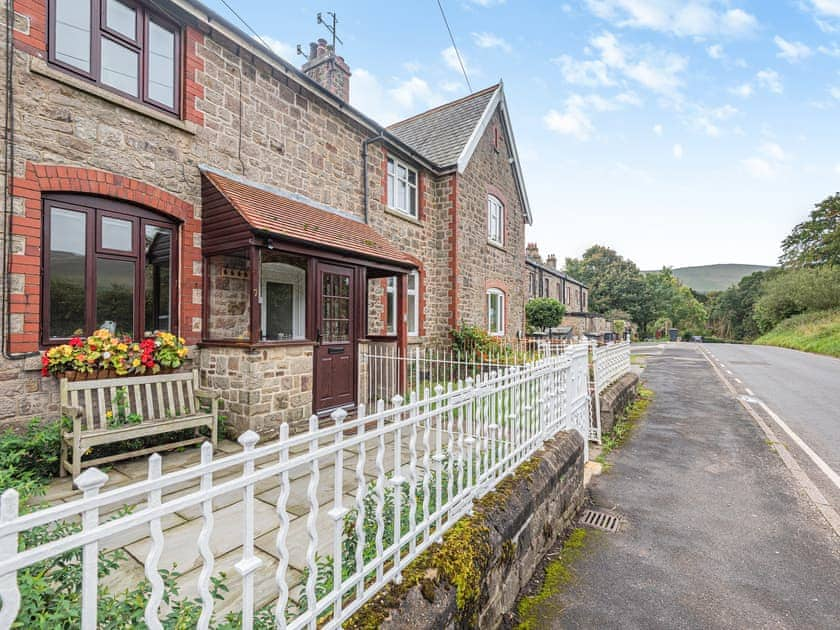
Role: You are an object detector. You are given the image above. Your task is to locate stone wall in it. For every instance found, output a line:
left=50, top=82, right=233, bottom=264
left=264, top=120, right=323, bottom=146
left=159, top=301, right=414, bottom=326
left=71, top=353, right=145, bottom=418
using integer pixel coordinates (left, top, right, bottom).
left=597, top=371, right=639, bottom=434
left=456, top=109, right=526, bottom=337
left=199, top=344, right=314, bottom=436
left=207, top=255, right=250, bottom=340
left=347, top=429, right=584, bottom=630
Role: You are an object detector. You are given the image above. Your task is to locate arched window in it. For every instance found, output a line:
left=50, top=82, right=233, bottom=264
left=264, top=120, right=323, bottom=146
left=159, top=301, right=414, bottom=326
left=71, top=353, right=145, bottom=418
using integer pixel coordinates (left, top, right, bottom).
left=487, top=288, right=505, bottom=336
left=42, top=195, right=179, bottom=343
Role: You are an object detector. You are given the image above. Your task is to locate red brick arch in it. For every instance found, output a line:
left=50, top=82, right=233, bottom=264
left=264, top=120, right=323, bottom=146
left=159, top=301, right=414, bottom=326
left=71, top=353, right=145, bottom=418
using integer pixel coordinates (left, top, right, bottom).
left=9, top=163, right=201, bottom=352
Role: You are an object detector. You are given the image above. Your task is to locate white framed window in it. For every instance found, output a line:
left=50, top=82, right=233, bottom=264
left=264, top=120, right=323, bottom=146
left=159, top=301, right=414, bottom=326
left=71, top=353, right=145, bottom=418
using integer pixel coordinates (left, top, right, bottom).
left=386, top=271, right=419, bottom=336
left=387, top=157, right=418, bottom=218
left=487, top=194, right=504, bottom=245
left=487, top=289, right=505, bottom=336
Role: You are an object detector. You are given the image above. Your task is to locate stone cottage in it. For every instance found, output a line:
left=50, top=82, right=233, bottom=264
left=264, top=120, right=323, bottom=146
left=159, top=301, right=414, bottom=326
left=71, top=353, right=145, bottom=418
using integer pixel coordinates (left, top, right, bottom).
left=0, top=0, right=532, bottom=435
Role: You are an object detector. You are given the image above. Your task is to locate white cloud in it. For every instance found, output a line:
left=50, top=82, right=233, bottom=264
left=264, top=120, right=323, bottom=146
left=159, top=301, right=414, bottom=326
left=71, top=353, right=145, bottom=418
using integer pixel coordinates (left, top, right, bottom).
left=707, top=44, right=725, bottom=59
left=810, top=1, right=840, bottom=18
left=690, top=104, right=738, bottom=137
left=584, top=1, right=757, bottom=37
left=350, top=69, right=447, bottom=126
left=471, top=32, right=513, bottom=53
left=555, top=31, right=687, bottom=97
left=653, top=123, right=663, bottom=135
left=466, top=0, right=506, bottom=6
left=756, top=69, right=783, bottom=94
left=544, top=106, right=594, bottom=141
left=835, top=163, right=840, bottom=174
left=441, top=46, right=472, bottom=75
left=543, top=91, right=642, bottom=140
left=730, top=83, right=753, bottom=98
left=403, top=61, right=422, bottom=73
left=819, top=43, right=840, bottom=56
left=258, top=35, right=294, bottom=60
left=742, top=142, right=788, bottom=178
left=830, top=86, right=840, bottom=100
left=673, top=143, right=684, bottom=159
left=774, top=36, right=812, bottom=62
left=440, top=80, right=462, bottom=93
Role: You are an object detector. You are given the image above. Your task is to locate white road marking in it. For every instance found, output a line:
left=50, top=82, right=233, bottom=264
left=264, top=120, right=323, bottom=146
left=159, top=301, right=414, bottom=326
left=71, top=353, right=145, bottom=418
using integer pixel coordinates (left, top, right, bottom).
left=745, top=388, right=754, bottom=396
left=734, top=378, right=742, bottom=384
left=726, top=369, right=734, bottom=375
left=754, top=399, right=840, bottom=492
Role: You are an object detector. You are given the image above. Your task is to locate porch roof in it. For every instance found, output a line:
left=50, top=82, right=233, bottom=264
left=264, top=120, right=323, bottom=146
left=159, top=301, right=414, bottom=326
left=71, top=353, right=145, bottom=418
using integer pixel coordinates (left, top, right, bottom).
left=200, top=167, right=417, bottom=269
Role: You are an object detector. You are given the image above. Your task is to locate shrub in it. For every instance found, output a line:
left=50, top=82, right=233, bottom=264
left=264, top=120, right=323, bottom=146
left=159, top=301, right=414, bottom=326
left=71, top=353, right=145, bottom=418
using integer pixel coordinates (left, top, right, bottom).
left=753, top=266, right=840, bottom=332
left=525, top=298, right=565, bottom=333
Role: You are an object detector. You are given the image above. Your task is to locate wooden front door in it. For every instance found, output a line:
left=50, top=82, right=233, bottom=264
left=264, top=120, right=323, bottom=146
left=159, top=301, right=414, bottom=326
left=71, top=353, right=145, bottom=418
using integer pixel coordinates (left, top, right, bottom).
left=314, top=263, right=356, bottom=413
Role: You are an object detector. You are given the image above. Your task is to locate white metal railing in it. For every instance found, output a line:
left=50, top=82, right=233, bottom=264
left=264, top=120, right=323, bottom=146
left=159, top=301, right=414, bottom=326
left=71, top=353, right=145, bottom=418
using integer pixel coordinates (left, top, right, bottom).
left=360, top=339, right=567, bottom=409
left=0, top=347, right=590, bottom=629
left=591, top=341, right=632, bottom=443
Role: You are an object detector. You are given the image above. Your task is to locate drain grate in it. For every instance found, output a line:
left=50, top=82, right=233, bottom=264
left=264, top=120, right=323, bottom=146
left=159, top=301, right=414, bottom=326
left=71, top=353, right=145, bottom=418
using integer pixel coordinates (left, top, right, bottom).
left=579, top=509, right=621, bottom=532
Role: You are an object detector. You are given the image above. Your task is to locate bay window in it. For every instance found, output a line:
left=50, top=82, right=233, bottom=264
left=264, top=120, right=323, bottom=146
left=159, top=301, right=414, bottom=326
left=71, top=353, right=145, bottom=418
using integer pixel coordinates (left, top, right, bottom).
left=386, top=157, right=418, bottom=218
left=43, top=195, right=177, bottom=343
left=386, top=271, right=419, bottom=336
left=50, top=0, right=181, bottom=114
left=487, top=289, right=505, bottom=337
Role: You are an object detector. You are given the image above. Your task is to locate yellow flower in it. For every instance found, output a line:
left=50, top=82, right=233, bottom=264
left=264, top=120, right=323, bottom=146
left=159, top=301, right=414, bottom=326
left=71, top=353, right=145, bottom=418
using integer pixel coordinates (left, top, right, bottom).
left=132, top=344, right=140, bottom=351
left=132, top=359, right=141, bottom=367
left=178, top=337, right=185, bottom=344
left=105, top=410, right=113, bottom=418
left=117, top=343, right=128, bottom=352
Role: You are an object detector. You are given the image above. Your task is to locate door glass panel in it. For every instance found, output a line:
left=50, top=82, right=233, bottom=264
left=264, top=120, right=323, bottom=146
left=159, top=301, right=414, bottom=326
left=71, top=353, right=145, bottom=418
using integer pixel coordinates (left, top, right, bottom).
left=49, top=208, right=86, bottom=338
left=266, top=282, right=293, bottom=339
left=148, top=21, right=175, bottom=107
left=102, top=216, right=133, bottom=251
left=105, top=0, right=136, bottom=40
left=101, top=38, right=139, bottom=96
left=97, top=258, right=135, bottom=335
left=144, top=225, right=171, bottom=333
left=322, top=272, right=350, bottom=343
left=55, top=0, right=91, bottom=72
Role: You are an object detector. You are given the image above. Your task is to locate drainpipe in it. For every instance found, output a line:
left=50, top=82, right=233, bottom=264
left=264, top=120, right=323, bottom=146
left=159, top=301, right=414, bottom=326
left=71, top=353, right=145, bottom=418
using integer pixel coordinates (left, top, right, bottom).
left=361, top=133, right=385, bottom=224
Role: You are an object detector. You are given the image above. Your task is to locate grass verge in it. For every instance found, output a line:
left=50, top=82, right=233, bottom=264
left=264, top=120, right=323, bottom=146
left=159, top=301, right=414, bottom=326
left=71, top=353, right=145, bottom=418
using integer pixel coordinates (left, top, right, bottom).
left=594, top=385, right=653, bottom=468
left=515, top=528, right=587, bottom=630
left=754, top=309, right=840, bottom=358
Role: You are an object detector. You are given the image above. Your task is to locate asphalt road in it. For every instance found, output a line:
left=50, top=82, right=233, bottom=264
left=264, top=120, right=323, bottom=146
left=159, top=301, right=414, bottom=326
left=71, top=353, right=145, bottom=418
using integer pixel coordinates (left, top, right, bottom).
left=702, top=343, right=840, bottom=510
left=526, top=343, right=840, bottom=629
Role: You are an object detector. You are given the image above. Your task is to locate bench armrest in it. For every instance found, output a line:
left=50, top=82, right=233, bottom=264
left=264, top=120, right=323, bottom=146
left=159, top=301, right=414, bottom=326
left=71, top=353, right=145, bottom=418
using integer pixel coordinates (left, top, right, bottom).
left=61, top=404, right=83, bottom=419
left=195, top=388, right=221, bottom=401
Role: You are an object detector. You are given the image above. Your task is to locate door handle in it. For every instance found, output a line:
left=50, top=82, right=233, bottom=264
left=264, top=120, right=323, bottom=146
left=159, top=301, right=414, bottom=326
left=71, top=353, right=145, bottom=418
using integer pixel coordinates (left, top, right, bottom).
left=328, top=347, right=344, bottom=355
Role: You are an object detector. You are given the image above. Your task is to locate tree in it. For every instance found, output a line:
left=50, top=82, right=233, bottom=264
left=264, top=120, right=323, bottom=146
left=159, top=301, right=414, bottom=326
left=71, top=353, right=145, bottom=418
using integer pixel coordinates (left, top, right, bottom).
left=753, top=266, right=840, bottom=332
left=707, top=270, right=771, bottom=340
left=565, top=245, right=650, bottom=330
left=526, top=298, right=565, bottom=333
left=780, top=193, right=840, bottom=268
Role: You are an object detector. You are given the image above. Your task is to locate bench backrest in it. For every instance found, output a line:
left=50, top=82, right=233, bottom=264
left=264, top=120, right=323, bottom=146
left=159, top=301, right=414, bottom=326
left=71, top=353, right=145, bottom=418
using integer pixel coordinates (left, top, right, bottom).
left=60, top=370, right=201, bottom=431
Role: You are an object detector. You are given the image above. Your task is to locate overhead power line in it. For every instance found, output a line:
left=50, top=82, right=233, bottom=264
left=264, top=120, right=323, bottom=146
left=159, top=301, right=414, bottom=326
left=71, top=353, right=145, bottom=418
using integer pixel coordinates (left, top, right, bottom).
left=436, top=0, right=473, bottom=92
left=217, top=0, right=270, bottom=50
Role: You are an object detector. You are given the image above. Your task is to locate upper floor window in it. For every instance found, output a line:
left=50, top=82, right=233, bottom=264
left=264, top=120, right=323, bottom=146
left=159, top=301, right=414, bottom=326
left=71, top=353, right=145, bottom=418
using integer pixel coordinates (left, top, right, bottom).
left=386, top=157, right=418, bottom=218
left=543, top=278, right=549, bottom=297
left=488, top=194, right=503, bottom=245
left=529, top=272, right=536, bottom=298
left=43, top=195, right=178, bottom=344
left=50, top=0, right=181, bottom=115
left=487, top=289, right=505, bottom=337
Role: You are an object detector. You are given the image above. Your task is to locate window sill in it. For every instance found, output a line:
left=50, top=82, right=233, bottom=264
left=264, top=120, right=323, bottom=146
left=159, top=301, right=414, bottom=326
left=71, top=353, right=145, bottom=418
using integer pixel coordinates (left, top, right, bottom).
left=487, top=240, right=506, bottom=252
left=384, top=206, right=423, bottom=226
left=29, top=57, right=198, bottom=135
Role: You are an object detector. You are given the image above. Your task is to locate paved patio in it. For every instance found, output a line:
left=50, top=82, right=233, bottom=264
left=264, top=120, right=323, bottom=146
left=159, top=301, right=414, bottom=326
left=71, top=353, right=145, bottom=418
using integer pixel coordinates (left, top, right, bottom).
left=37, top=434, right=409, bottom=619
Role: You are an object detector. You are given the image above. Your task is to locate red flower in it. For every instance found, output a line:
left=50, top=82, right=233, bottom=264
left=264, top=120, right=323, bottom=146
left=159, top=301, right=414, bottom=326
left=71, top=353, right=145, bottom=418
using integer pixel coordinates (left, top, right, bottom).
left=69, top=337, right=83, bottom=348
left=41, top=367, right=48, bottom=376
left=41, top=354, right=49, bottom=366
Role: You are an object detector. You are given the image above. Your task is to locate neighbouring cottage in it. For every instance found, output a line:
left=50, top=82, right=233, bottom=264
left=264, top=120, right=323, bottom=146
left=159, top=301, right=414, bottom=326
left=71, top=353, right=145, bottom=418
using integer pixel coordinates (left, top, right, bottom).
left=525, top=244, right=611, bottom=338
left=0, top=0, right=532, bottom=436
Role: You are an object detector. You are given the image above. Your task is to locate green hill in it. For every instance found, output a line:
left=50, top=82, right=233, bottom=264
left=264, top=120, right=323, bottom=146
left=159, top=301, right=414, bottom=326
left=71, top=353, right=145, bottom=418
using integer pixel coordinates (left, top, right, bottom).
left=644, top=264, right=773, bottom=293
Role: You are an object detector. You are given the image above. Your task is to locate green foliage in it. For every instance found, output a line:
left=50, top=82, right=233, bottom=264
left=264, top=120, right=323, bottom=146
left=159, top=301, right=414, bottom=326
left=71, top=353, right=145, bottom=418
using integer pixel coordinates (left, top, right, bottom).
left=0, top=418, right=63, bottom=500
left=755, top=309, right=840, bottom=358
left=525, top=298, right=565, bottom=332
left=707, top=270, right=773, bottom=341
left=753, top=266, right=840, bottom=332
left=780, top=193, right=840, bottom=268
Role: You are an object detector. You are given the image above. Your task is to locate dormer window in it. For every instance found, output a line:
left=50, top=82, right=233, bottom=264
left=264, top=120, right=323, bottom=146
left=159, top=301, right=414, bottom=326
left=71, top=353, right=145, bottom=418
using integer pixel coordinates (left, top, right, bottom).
left=386, top=157, right=418, bottom=218
left=50, top=0, right=181, bottom=115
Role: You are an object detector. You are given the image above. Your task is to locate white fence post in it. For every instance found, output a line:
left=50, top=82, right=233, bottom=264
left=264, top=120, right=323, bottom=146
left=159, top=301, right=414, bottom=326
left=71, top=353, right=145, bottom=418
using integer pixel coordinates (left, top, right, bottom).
left=0, top=489, right=21, bottom=627
left=235, top=430, right=262, bottom=630
left=76, top=467, right=109, bottom=630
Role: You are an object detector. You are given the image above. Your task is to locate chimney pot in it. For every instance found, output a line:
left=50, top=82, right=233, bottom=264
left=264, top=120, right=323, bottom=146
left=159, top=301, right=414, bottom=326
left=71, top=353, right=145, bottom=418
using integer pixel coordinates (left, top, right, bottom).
left=302, top=37, right=352, bottom=102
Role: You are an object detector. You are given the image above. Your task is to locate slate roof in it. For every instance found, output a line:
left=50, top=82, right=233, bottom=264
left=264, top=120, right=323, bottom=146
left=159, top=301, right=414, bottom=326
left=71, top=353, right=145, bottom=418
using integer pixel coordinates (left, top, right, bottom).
left=201, top=168, right=416, bottom=268
left=387, top=84, right=498, bottom=167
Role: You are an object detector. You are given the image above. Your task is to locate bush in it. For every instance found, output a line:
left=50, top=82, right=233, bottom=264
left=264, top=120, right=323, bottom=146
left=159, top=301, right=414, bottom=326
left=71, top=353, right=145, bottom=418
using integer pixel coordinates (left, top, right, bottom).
left=753, top=266, right=840, bottom=332
left=0, top=418, right=63, bottom=500
left=525, top=298, right=565, bottom=333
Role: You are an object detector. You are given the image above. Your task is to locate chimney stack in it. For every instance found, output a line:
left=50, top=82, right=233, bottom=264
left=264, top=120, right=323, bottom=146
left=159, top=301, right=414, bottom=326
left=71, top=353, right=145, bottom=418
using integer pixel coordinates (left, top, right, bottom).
left=546, top=254, right=557, bottom=269
left=302, top=38, right=351, bottom=102
left=526, top=243, right=542, bottom=263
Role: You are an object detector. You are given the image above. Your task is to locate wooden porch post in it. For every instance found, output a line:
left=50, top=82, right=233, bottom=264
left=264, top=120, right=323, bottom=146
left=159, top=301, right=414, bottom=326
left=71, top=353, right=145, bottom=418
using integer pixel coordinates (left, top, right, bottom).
left=396, top=272, right=408, bottom=394
left=249, top=246, right=261, bottom=344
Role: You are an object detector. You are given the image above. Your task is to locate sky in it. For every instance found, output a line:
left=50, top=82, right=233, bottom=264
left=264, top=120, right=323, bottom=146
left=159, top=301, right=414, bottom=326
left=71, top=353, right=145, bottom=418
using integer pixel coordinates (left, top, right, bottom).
left=202, top=0, right=840, bottom=270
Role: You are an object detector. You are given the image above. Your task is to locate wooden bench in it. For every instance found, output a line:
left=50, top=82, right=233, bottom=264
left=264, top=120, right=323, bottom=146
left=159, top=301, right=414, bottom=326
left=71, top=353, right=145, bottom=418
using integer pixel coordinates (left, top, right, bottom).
left=59, top=370, right=218, bottom=479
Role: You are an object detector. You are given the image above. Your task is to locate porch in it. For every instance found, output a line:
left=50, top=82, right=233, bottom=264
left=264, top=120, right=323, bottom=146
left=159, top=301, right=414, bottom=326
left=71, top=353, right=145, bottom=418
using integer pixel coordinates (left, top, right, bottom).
left=198, top=167, right=417, bottom=435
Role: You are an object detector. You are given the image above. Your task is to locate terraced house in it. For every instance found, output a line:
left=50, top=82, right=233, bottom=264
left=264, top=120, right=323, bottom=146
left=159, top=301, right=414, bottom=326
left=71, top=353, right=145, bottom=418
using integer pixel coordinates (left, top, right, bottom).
left=0, top=0, right=532, bottom=435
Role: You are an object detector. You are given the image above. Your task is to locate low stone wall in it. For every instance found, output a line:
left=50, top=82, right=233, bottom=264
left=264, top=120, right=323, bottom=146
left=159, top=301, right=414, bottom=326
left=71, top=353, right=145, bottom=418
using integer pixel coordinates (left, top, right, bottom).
left=346, top=429, right=585, bottom=630
left=198, top=344, right=314, bottom=437
left=0, top=354, right=58, bottom=431
left=598, top=371, right=640, bottom=434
